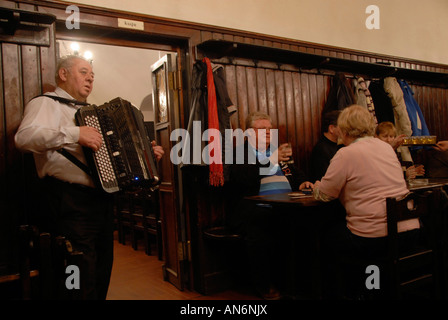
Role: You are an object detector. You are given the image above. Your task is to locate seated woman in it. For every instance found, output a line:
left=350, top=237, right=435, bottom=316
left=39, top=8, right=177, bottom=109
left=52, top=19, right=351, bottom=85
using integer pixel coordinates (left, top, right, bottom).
left=313, top=105, right=420, bottom=298
left=375, top=121, right=425, bottom=180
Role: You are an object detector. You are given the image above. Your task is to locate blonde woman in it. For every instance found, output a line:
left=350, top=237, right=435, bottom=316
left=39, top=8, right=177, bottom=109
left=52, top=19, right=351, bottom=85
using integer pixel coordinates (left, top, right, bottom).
left=313, top=105, right=419, bottom=298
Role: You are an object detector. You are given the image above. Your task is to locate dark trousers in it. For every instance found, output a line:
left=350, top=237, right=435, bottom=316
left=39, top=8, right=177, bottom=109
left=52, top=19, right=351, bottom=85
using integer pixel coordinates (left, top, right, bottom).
left=40, top=177, right=114, bottom=300
left=321, top=220, right=420, bottom=299
left=229, top=201, right=285, bottom=295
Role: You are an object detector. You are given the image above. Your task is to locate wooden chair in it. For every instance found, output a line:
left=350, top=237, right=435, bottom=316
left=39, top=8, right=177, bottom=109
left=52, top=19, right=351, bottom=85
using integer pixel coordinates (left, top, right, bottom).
left=386, top=189, right=444, bottom=299
left=115, top=192, right=132, bottom=245
left=130, top=191, right=162, bottom=259
left=115, top=191, right=162, bottom=259
left=0, top=225, right=86, bottom=300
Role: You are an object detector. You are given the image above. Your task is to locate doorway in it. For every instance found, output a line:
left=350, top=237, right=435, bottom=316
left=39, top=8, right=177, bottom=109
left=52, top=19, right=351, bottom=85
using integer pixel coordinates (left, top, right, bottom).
left=55, top=37, right=188, bottom=291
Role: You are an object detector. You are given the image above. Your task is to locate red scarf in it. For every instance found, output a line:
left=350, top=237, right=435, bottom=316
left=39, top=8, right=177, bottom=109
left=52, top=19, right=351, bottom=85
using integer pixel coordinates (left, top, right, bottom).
left=203, top=57, right=224, bottom=187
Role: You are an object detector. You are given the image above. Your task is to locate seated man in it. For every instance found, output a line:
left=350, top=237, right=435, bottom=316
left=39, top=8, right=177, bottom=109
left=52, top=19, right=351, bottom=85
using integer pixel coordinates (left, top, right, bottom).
left=309, top=110, right=341, bottom=182
left=227, top=111, right=312, bottom=300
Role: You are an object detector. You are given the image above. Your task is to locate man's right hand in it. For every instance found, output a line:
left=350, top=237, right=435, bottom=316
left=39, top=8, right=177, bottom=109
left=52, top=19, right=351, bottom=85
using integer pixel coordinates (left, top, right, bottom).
left=78, top=126, right=102, bottom=151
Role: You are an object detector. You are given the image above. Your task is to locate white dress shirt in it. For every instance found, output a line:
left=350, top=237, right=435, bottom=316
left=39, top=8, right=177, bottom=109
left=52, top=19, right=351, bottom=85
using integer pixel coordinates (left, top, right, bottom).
left=15, top=87, right=94, bottom=187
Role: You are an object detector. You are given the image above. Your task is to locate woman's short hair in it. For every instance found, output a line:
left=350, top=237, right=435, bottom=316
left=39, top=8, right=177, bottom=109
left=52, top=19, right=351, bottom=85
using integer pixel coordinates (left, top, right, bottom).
left=375, top=121, right=396, bottom=136
left=245, top=111, right=272, bottom=129
left=337, top=104, right=376, bottom=138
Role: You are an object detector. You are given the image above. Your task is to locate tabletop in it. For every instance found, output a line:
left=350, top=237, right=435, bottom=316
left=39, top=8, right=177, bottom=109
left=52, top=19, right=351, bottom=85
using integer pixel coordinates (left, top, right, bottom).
left=244, top=178, right=448, bottom=206
left=244, top=191, right=322, bottom=207
left=407, top=178, right=448, bottom=191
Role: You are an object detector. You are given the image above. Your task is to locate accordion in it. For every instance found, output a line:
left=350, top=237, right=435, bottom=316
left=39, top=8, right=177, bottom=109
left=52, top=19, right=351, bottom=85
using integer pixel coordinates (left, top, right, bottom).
left=75, top=97, right=160, bottom=193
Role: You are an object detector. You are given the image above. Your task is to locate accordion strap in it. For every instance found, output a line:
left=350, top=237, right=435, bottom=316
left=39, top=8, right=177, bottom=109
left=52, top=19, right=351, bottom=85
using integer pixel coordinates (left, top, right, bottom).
left=57, top=148, right=92, bottom=177
left=33, top=94, right=92, bottom=176
left=33, top=94, right=90, bottom=106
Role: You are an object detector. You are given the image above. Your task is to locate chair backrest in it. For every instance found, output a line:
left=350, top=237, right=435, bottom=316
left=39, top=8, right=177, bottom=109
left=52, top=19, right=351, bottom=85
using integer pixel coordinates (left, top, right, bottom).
left=387, top=191, right=432, bottom=237
left=386, top=188, right=443, bottom=299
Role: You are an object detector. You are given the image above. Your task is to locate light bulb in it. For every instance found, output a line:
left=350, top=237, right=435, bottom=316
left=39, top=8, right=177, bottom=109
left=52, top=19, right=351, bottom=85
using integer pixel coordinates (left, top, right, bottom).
left=84, top=51, right=93, bottom=60
left=70, top=42, right=80, bottom=54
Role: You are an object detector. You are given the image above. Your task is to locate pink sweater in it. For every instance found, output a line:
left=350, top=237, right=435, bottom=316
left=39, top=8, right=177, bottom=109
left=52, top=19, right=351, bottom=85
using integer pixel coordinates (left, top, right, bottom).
left=317, top=137, right=418, bottom=238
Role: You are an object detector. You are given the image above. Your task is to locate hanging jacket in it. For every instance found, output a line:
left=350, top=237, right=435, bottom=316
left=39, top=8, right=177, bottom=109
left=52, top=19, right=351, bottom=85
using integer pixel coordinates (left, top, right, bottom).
left=322, top=72, right=355, bottom=114
left=398, top=80, right=430, bottom=137
left=353, top=77, right=368, bottom=109
left=354, top=77, right=378, bottom=124
left=181, top=60, right=237, bottom=183
left=383, top=77, right=412, bottom=136
left=368, top=80, right=395, bottom=124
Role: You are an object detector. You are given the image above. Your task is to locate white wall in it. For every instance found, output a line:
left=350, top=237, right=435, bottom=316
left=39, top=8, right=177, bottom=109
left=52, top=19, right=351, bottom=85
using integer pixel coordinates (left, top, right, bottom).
left=61, top=0, right=448, bottom=65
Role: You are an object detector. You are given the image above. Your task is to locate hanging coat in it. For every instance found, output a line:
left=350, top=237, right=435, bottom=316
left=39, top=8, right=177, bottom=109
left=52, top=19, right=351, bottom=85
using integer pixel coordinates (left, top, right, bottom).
left=383, top=77, right=413, bottom=162
left=383, top=77, right=412, bottom=136
left=322, top=72, right=355, bottom=114
left=398, top=80, right=430, bottom=137
left=368, top=80, right=395, bottom=124
left=180, top=60, right=237, bottom=184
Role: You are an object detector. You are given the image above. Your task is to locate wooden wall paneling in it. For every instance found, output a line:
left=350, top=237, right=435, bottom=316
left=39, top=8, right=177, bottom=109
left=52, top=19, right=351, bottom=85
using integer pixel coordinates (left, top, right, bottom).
left=255, top=67, right=268, bottom=115
left=438, top=88, right=446, bottom=140
left=308, top=73, right=319, bottom=148
left=300, top=73, right=313, bottom=170
left=284, top=71, right=296, bottom=151
left=245, top=66, right=258, bottom=114
left=223, top=65, right=239, bottom=130
left=1, top=42, right=23, bottom=278
left=3, top=43, right=21, bottom=169
left=274, top=69, right=287, bottom=144
left=39, top=25, right=56, bottom=93
left=434, top=87, right=447, bottom=140
left=441, top=88, right=448, bottom=140
left=235, top=65, right=248, bottom=129
left=428, top=87, right=436, bottom=135
left=0, top=44, right=4, bottom=178
left=21, top=45, right=40, bottom=106
left=292, top=72, right=306, bottom=167
left=266, top=68, right=277, bottom=127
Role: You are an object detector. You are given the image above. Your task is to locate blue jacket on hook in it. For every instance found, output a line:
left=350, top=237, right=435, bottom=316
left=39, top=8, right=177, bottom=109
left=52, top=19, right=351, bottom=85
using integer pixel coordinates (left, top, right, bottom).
left=398, top=80, right=430, bottom=137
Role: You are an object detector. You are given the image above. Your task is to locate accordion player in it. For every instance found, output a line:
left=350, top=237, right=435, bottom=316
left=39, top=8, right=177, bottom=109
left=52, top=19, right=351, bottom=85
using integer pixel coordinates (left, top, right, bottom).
left=75, top=97, right=160, bottom=193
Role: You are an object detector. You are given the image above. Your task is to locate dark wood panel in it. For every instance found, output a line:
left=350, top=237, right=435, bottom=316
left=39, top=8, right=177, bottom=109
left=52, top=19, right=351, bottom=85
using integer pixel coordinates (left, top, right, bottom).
left=275, top=69, right=286, bottom=143
left=0, top=44, right=4, bottom=177
left=266, top=69, right=277, bottom=128
left=3, top=43, right=21, bottom=168
left=21, top=45, right=40, bottom=107
left=412, top=84, right=448, bottom=141
left=0, top=4, right=56, bottom=280
left=246, top=67, right=257, bottom=114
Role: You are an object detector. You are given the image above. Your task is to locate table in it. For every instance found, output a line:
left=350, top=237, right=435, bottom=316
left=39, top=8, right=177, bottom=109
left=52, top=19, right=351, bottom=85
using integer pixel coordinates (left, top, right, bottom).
left=244, top=192, right=326, bottom=299
left=244, top=192, right=320, bottom=207
left=244, top=180, right=448, bottom=299
left=407, top=178, right=448, bottom=191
